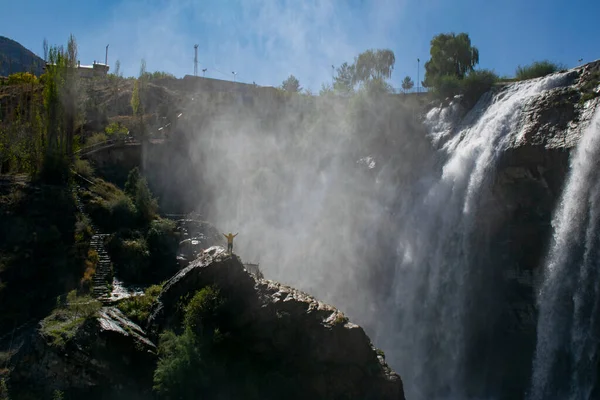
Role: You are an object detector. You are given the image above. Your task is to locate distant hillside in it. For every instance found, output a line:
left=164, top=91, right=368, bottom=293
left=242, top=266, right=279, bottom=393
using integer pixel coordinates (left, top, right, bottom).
left=0, top=36, right=45, bottom=76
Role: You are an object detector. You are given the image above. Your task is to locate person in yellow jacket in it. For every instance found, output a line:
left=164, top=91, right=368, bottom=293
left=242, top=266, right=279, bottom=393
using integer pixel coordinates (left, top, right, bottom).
left=223, top=232, right=238, bottom=254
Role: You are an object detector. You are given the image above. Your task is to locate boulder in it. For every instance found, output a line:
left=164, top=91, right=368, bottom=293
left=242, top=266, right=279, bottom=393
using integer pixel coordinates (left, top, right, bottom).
left=9, top=307, right=156, bottom=400
left=147, top=245, right=405, bottom=400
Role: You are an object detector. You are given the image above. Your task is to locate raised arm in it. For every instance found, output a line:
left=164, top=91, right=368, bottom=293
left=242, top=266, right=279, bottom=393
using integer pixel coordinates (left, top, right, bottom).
left=233, top=233, right=238, bottom=237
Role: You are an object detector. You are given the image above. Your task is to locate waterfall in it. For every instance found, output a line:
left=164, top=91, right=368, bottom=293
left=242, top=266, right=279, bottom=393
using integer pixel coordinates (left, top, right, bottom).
left=529, top=108, right=600, bottom=400
left=384, top=72, right=569, bottom=400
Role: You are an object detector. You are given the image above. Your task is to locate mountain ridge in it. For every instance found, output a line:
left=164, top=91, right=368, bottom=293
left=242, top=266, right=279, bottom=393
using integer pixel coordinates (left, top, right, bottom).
left=0, top=36, right=45, bottom=76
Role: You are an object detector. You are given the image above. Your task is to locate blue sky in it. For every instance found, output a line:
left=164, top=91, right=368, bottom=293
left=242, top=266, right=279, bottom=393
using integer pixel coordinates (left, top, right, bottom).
left=2, top=0, right=599, bottom=91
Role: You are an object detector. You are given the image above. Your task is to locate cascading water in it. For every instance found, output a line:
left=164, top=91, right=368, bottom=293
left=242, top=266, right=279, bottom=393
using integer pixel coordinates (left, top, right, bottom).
left=529, top=107, right=600, bottom=400
left=383, top=72, right=569, bottom=400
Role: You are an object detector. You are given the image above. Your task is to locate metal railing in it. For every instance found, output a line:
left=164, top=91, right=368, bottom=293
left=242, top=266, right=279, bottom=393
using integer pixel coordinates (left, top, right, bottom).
left=392, top=86, right=430, bottom=95
left=76, top=136, right=138, bottom=157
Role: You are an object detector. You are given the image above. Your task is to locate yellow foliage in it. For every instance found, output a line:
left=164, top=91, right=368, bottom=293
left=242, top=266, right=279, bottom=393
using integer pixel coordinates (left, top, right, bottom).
left=7, top=72, right=38, bottom=85
left=80, top=249, right=98, bottom=291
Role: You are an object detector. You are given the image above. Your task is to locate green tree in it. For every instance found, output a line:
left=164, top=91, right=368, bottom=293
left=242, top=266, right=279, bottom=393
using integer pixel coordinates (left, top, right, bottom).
left=137, top=59, right=148, bottom=139
left=319, top=83, right=334, bottom=96
left=131, top=79, right=140, bottom=117
left=423, top=32, right=479, bottom=88
left=353, top=49, right=395, bottom=84
left=63, top=34, right=79, bottom=159
left=114, top=59, right=121, bottom=78
left=401, top=76, right=414, bottom=93
left=125, top=167, right=141, bottom=196
left=134, top=177, right=159, bottom=223
left=281, top=74, right=301, bottom=92
left=333, top=62, right=355, bottom=94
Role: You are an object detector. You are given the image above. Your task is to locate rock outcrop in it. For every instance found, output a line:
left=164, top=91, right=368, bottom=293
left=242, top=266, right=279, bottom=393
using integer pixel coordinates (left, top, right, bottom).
left=9, top=307, right=156, bottom=400
left=463, top=61, right=600, bottom=398
left=148, top=245, right=405, bottom=400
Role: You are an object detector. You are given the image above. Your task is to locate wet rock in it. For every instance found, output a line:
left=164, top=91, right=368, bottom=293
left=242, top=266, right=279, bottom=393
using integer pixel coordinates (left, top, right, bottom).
left=465, top=62, right=600, bottom=398
left=147, top=245, right=405, bottom=400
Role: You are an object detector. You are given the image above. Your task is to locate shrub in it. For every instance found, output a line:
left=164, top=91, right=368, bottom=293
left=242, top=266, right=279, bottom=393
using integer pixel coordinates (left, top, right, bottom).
left=124, top=167, right=141, bottom=196
left=461, top=69, right=498, bottom=106
left=184, top=286, right=224, bottom=337
left=40, top=290, right=101, bottom=348
left=146, top=218, right=179, bottom=278
left=74, top=214, right=93, bottom=243
left=7, top=72, right=38, bottom=85
left=124, top=168, right=158, bottom=224
left=73, top=158, right=94, bottom=178
left=85, top=132, right=108, bottom=147
left=107, top=194, right=137, bottom=227
left=118, top=238, right=150, bottom=282
left=88, top=193, right=137, bottom=232
left=134, top=178, right=158, bottom=224
left=105, top=122, right=128, bottom=139
left=433, top=75, right=462, bottom=99
left=117, top=284, right=162, bottom=325
left=432, top=70, right=498, bottom=106
left=515, top=60, right=564, bottom=81
left=80, top=249, right=99, bottom=292
left=153, top=329, right=207, bottom=398
left=153, top=287, right=225, bottom=398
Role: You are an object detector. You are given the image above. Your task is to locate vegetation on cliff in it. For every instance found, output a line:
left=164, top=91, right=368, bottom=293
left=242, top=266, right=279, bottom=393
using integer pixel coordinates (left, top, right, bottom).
left=515, top=60, right=565, bottom=81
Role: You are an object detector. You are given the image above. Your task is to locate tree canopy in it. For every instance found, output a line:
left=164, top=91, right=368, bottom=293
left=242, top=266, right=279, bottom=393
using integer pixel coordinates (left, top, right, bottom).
left=333, top=62, right=355, bottom=94
left=423, top=32, right=479, bottom=87
left=401, top=76, right=414, bottom=93
left=353, top=49, right=395, bottom=84
left=281, top=75, right=301, bottom=92
left=330, top=49, right=396, bottom=95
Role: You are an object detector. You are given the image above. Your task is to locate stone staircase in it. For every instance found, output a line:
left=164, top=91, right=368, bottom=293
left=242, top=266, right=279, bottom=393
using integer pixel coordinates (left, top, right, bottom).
left=72, top=184, right=113, bottom=303
left=89, top=233, right=112, bottom=300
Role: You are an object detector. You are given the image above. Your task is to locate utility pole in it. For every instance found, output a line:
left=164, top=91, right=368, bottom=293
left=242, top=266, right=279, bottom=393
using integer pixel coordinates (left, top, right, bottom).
left=105, top=44, right=109, bottom=65
left=417, top=58, right=420, bottom=94
left=194, top=44, right=199, bottom=76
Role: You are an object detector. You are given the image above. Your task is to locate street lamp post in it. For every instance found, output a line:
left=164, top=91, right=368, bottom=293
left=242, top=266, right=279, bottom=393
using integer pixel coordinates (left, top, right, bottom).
left=232, top=71, right=237, bottom=82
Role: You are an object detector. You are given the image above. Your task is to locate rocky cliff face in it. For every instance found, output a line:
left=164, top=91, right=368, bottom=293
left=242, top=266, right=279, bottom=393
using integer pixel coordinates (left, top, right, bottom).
left=148, top=245, right=405, bottom=400
left=462, top=61, right=600, bottom=397
left=7, top=246, right=404, bottom=399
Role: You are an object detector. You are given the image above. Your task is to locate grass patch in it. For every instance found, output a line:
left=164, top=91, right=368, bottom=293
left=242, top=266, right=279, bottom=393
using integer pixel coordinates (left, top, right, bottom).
left=117, top=284, right=163, bottom=325
left=515, top=60, right=564, bottom=81
left=40, top=290, right=101, bottom=349
left=84, top=132, right=108, bottom=147
left=73, top=158, right=94, bottom=179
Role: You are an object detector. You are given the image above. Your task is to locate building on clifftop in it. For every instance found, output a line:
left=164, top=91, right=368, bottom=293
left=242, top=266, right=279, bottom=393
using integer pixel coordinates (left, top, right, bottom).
left=43, top=60, right=109, bottom=78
